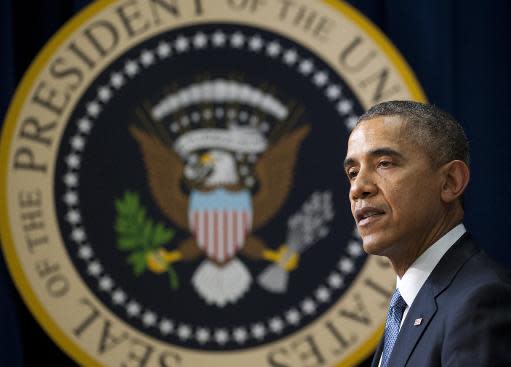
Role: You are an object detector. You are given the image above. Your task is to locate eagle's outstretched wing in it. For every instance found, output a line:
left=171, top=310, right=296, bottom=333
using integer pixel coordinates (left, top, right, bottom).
left=129, top=126, right=189, bottom=230
left=252, top=125, right=310, bottom=230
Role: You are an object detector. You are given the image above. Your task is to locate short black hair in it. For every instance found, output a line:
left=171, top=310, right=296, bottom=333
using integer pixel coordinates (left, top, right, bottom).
left=357, top=100, right=469, bottom=168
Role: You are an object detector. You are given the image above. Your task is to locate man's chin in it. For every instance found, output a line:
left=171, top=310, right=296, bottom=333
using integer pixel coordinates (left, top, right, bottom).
left=361, top=236, right=392, bottom=256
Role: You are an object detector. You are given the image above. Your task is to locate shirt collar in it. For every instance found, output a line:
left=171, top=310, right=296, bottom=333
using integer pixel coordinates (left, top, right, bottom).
left=397, top=223, right=466, bottom=307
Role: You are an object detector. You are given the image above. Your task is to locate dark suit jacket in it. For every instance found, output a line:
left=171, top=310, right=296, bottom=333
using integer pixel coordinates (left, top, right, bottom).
left=371, top=233, right=511, bottom=367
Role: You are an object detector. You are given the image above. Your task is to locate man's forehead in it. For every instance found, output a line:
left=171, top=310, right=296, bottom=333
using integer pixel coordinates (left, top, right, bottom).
left=347, top=116, right=410, bottom=151
left=355, top=115, right=408, bottom=137
left=344, top=115, right=437, bottom=170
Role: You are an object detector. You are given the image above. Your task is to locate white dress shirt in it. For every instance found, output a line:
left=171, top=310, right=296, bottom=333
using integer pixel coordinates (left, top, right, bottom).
left=377, top=223, right=466, bottom=367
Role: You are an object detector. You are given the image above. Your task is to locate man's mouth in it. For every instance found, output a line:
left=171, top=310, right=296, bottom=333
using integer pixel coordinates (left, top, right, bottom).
left=355, top=207, right=385, bottom=226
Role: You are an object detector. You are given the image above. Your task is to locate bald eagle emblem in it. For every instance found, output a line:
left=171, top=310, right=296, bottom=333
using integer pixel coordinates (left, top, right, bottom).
left=117, top=79, right=334, bottom=307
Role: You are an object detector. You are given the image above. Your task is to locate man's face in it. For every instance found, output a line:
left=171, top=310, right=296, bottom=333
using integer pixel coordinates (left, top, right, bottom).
left=344, top=116, right=444, bottom=257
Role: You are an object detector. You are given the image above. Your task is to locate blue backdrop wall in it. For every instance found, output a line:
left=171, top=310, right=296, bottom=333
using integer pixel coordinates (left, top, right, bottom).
left=1, top=1, right=510, bottom=366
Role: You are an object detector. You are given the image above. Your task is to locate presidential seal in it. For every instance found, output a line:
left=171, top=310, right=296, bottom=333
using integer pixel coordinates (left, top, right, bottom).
left=0, top=1, right=425, bottom=366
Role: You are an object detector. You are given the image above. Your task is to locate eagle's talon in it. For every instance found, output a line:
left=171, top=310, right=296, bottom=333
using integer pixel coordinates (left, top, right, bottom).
left=147, top=248, right=182, bottom=273
left=263, top=244, right=299, bottom=272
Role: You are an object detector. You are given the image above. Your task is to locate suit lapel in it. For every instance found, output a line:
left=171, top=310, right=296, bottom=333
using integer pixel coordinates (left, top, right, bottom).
left=384, top=234, right=479, bottom=367
left=370, top=340, right=384, bottom=367
left=387, top=286, right=437, bottom=367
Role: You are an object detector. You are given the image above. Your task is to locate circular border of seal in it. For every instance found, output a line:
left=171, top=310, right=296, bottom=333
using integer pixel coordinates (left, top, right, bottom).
left=0, top=1, right=427, bottom=366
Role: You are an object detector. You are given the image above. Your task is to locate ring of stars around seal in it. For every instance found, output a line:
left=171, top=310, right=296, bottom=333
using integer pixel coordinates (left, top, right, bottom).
left=61, top=29, right=364, bottom=346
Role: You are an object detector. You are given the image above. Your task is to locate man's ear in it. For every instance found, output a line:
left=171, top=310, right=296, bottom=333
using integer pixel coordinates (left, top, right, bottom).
left=440, top=160, right=470, bottom=203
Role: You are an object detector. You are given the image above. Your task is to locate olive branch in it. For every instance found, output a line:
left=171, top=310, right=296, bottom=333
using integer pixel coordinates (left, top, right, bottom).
left=114, top=191, right=179, bottom=289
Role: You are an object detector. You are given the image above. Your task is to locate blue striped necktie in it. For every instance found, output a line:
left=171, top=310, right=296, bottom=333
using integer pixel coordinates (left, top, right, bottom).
left=381, top=289, right=407, bottom=367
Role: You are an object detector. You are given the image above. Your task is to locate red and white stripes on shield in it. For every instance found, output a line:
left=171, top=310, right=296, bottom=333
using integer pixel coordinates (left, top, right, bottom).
left=189, top=210, right=252, bottom=263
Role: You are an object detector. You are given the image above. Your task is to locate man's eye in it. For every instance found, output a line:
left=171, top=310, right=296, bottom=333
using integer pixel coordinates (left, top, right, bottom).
left=378, top=160, right=393, bottom=168
left=347, top=169, right=358, bottom=179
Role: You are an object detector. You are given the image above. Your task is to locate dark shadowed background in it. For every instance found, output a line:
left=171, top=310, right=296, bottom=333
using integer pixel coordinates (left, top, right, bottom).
left=1, top=1, right=510, bottom=366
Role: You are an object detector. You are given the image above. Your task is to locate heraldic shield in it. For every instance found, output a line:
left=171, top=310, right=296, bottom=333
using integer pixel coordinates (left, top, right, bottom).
left=189, top=189, right=252, bottom=263
left=190, top=189, right=254, bottom=307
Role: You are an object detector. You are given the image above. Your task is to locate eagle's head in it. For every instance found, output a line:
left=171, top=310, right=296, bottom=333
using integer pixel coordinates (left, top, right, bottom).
left=184, top=150, right=239, bottom=188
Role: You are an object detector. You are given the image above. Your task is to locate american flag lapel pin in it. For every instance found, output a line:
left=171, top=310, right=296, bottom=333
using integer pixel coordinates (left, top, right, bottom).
left=414, top=318, right=423, bottom=326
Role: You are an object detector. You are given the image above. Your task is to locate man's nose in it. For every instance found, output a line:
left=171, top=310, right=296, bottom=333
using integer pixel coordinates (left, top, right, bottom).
left=349, top=169, right=377, bottom=201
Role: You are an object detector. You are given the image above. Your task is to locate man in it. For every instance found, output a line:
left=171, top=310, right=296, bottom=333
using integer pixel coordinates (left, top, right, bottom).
left=344, top=100, right=511, bottom=367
